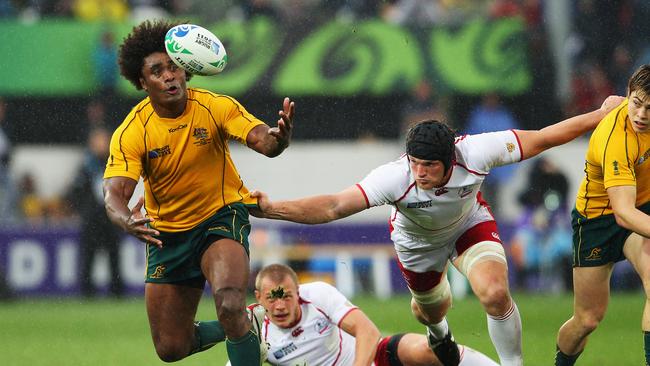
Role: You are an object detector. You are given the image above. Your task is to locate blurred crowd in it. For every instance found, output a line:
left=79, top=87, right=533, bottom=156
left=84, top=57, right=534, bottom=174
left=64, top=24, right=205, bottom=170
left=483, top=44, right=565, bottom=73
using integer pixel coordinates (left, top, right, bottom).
left=0, top=0, right=648, bottom=295
left=0, top=0, right=541, bottom=24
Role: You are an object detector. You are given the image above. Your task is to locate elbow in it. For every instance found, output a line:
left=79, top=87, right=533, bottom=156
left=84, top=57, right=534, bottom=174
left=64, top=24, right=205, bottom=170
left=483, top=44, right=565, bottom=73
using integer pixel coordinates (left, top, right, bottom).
left=613, top=212, right=632, bottom=230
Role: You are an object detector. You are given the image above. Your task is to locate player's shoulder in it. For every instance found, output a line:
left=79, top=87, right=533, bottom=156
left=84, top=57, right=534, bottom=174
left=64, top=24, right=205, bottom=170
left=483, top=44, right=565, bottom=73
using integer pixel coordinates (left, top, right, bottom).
left=188, top=87, right=238, bottom=105
left=591, top=101, right=630, bottom=143
left=373, top=154, right=410, bottom=174
left=114, top=100, right=152, bottom=135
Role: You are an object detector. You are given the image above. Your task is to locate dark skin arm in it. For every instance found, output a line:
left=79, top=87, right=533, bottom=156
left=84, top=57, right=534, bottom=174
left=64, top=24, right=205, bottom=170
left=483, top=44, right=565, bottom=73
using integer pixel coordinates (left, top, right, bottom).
left=246, top=97, right=295, bottom=157
left=103, top=176, right=162, bottom=247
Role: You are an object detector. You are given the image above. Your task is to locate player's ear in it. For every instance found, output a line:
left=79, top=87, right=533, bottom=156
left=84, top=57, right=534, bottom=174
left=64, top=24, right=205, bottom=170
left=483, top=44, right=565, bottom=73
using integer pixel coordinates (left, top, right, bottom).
left=254, top=289, right=261, bottom=302
left=139, top=77, right=147, bottom=91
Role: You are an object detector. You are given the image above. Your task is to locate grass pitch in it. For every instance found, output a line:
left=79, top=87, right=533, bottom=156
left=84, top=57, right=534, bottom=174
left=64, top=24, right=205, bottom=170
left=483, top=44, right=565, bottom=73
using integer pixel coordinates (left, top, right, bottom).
left=0, top=292, right=643, bottom=365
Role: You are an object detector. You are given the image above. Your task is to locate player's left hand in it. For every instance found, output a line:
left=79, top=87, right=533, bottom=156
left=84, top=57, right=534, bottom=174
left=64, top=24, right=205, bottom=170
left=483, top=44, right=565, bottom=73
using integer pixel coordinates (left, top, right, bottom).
left=268, top=97, right=295, bottom=149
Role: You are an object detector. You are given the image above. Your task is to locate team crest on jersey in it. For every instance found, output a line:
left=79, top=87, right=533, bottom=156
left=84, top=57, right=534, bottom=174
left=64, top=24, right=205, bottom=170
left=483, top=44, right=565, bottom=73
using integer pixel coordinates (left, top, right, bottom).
left=458, top=186, right=473, bottom=198
left=585, top=248, right=602, bottom=261
left=407, top=200, right=433, bottom=208
left=314, top=317, right=330, bottom=334
left=148, top=145, right=171, bottom=159
left=149, top=264, right=166, bottom=279
left=612, top=160, right=620, bottom=175
left=506, top=142, right=515, bottom=153
left=193, top=128, right=211, bottom=146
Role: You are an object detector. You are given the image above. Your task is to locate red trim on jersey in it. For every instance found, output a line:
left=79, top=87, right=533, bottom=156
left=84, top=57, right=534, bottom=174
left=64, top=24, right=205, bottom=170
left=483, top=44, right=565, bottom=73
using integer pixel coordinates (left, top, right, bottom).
left=337, top=307, right=360, bottom=328
left=332, top=327, right=344, bottom=365
left=454, top=161, right=488, bottom=176
left=476, top=191, right=496, bottom=218
left=510, top=129, right=524, bottom=160
left=395, top=182, right=417, bottom=203
left=454, top=220, right=502, bottom=256
left=355, top=184, right=370, bottom=208
left=396, top=259, right=444, bottom=292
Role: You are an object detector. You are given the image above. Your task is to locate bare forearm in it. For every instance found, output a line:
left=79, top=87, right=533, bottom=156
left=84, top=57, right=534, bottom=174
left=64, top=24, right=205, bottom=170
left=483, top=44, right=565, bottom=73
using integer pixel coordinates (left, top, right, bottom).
left=615, top=208, right=650, bottom=238
left=265, top=195, right=343, bottom=224
left=538, top=109, right=606, bottom=149
left=353, top=330, right=381, bottom=366
left=260, top=137, right=288, bottom=158
left=104, top=192, right=131, bottom=231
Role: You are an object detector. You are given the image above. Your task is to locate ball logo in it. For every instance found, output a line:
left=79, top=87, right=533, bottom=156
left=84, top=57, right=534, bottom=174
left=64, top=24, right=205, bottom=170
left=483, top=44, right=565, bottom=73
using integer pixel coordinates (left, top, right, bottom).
left=165, top=25, right=197, bottom=55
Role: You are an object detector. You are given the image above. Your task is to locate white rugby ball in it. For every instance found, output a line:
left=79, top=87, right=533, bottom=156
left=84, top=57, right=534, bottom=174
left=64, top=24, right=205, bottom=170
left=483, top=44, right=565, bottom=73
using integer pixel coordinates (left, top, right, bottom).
left=165, top=24, right=227, bottom=76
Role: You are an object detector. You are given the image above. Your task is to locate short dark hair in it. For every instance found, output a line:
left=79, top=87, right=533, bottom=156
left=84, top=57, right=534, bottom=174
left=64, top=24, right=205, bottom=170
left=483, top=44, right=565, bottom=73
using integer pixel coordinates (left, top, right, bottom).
left=406, top=120, right=456, bottom=173
left=255, top=263, right=299, bottom=291
left=118, top=19, right=192, bottom=90
left=628, top=64, right=650, bottom=98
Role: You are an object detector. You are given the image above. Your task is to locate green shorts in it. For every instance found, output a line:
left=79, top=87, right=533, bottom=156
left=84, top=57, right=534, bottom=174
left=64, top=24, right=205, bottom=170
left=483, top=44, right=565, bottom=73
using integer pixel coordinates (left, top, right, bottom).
left=572, top=202, right=650, bottom=267
left=145, top=203, right=254, bottom=288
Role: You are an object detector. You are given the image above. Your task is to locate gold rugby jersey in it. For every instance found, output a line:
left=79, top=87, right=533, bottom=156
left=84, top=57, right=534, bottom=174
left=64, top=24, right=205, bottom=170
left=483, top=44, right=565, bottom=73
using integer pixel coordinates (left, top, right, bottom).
left=575, top=99, right=650, bottom=218
left=104, top=88, right=264, bottom=232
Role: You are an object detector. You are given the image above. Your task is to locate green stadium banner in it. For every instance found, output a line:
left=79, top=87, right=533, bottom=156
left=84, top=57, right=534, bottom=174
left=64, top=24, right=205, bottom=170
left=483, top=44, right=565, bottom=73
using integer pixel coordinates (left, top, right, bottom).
left=0, top=17, right=530, bottom=97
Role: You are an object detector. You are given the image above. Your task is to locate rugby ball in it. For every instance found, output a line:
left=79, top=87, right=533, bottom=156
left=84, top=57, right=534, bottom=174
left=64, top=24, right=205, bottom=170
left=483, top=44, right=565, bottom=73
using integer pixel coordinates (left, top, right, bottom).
left=165, top=24, right=227, bottom=76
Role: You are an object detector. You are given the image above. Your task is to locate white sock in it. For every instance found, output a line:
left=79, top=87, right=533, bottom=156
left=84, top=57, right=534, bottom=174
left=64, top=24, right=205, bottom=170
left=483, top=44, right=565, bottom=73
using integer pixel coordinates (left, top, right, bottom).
left=486, top=301, right=523, bottom=366
left=459, top=345, right=500, bottom=366
left=427, top=317, right=449, bottom=340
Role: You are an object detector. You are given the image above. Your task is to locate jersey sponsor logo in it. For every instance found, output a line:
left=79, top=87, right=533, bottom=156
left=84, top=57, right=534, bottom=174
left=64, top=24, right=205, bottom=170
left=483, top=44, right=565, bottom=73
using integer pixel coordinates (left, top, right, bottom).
left=149, top=264, right=166, bottom=279
left=273, top=342, right=298, bottom=359
left=435, top=187, right=449, bottom=196
left=585, top=247, right=602, bottom=261
left=506, top=142, right=515, bottom=153
left=407, top=200, right=433, bottom=208
left=315, top=317, right=330, bottom=334
left=291, top=326, right=304, bottom=337
left=148, top=145, right=171, bottom=159
left=168, top=124, right=187, bottom=133
left=193, top=128, right=211, bottom=146
left=612, top=160, right=620, bottom=175
left=458, top=186, right=473, bottom=198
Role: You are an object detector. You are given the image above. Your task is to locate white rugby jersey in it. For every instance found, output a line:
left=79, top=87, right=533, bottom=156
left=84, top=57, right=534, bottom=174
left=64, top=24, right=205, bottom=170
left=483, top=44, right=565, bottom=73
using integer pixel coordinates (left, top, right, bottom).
left=357, top=130, right=522, bottom=247
left=263, top=282, right=358, bottom=365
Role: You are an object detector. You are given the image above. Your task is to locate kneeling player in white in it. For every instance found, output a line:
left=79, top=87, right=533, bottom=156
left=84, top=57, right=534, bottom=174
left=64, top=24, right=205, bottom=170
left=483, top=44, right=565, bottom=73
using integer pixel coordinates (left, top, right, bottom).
left=251, top=263, right=498, bottom=366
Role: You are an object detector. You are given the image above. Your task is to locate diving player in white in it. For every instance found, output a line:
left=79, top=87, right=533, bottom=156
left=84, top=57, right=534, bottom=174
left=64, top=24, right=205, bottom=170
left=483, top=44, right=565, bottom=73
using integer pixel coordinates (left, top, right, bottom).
left=251, top=95, right=624, bottom=366
left=254, top=263, right=498, bottom=366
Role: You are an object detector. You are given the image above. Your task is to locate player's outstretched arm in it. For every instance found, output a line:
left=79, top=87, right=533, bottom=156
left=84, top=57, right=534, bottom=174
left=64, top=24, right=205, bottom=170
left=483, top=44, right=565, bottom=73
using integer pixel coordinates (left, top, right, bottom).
left=246, top=97, right=295, bottom=157
left=515, top=95, right=625, bottom=160
left=250, top=185, right=368, bottom=224
left=339, top=309, right=381, bottom=366
left=103, top=177, right=162, bottom=247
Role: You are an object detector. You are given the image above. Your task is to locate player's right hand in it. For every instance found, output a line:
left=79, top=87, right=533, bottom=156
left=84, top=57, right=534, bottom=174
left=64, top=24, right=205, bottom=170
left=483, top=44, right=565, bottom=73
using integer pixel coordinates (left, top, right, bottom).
left=249, top=190, right=271, bottom=218
left=600, top=95, right=625, bottom=113
left=125, top=196, right=162, bottom=248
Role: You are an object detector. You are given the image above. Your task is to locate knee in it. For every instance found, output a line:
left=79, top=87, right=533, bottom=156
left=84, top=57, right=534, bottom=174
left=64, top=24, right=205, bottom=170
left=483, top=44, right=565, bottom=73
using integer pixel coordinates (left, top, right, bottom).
left=574, top=312, right=604, bottom=334
left=213, top=287, right=246, bottom=321
left=153, top=337, right=189, bottom=363
left=476, top=282, right=510, bottom=314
